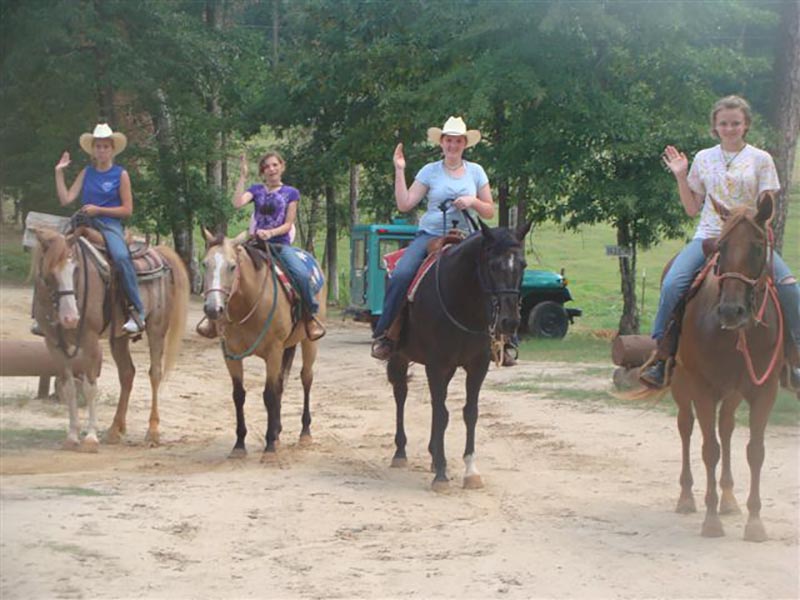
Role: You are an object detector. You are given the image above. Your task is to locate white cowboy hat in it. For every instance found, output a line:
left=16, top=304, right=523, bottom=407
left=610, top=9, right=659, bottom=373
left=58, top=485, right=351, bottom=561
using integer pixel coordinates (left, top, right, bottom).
left=79, top=123, right=128, bottom=156
left=427, top=116, right=481, bottom=148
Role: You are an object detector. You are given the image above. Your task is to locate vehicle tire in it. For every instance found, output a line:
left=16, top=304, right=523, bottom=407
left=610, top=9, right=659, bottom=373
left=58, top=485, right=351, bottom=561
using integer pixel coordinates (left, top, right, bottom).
left=527, top=301, right=569, bottom=339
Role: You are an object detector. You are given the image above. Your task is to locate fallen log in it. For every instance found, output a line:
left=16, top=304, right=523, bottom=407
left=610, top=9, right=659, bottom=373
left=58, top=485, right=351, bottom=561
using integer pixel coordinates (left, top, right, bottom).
left=0, top=340, right=99, bottom=399
left=611, top=335, right=657, bottom=368
left=612, top=366, right=643, bottom=391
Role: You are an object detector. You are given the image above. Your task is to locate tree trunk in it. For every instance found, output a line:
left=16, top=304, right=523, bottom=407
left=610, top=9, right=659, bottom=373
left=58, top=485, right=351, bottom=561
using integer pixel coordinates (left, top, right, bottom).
left=325, top=184, right=339, bottom=303
left=768, top=0, right=800, bottom=253
left=303, top=192, right=322, bottom=254
left=617, top=219, right=640, bottom=334
left=205, top=0, right=226, bottom=235
left=497, top=178, right=509, bottom=227
left=349, top=162, right=360, bottom=227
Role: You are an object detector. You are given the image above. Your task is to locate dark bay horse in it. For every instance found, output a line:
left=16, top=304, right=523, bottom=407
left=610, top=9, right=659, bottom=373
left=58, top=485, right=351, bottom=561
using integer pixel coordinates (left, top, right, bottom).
left=387, top=220, right=531, bottom=491
left=31, top=227, right=189, bottom=450
left=201, top=231, right=325, bottom=458
left=640, top=194, right=784, bottom=541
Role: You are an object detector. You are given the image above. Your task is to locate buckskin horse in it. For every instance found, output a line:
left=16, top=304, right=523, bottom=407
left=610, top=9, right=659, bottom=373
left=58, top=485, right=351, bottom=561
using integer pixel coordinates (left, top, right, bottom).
left=386, top=219, right=531, bottom=491
left=201, top=231, right=325, bottom=458
left=639, top=193, right=784, bottom=541
left=31, top=226, right=189, bottom=450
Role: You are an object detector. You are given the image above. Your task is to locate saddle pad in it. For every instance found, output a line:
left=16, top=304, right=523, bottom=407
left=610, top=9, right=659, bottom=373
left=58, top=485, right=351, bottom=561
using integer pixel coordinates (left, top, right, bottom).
left=407, top=246, right=451, bottom=302
left=273, top=246, right=325, bottom=305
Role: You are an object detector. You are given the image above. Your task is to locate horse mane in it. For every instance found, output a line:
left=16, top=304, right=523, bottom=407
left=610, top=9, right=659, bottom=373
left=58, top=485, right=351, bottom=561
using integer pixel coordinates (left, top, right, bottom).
left=448, top=227, right=520, bottom=260
left=31, top=230, right=70, bottom=280
left=241, top=240, right=269, bottom=271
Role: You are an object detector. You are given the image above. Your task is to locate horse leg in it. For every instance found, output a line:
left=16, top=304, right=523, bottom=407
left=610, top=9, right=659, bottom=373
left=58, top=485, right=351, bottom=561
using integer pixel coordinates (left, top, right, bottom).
left=718, top=392, right=743, bottom=515
left=77, top=341, right=102, bottom=453
left=462, top=358, right=489, bottom=490
left=695, top=394, right=724, bottom=537
left=106, top=336, right=135, bottom=444
left=225, top=359, right=247, bottom=458
left=60, top=370, right=80, bottom=450
left=261, top=350, right=284, bottom=457
left=144, top=332, right=166, bottom=447
left=426, top=364, right=455, bottom=492
left=743, top=386, right=777, bottom=542
left=387, top=355, right=409, bottom=468
left=671, top=373, right=697, bottom=513
left=298, top=341, right=316, bottom=445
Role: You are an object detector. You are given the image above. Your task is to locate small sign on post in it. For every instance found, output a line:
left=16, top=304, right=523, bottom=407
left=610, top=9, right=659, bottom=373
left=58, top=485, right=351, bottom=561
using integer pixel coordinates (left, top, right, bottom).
left=605, top=245, right=632, bottom=258
left=508, top=206, right=518, bottom=229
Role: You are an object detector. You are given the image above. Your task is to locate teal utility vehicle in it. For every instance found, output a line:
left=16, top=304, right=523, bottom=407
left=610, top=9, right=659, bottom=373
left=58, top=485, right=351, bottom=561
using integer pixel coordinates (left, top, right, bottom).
left=346, top=220, right=581, bottom=338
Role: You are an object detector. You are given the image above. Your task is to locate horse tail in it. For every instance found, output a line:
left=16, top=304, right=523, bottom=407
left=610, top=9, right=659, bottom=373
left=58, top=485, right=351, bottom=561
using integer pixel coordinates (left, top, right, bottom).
left=156, top=245, right=190, bottom=375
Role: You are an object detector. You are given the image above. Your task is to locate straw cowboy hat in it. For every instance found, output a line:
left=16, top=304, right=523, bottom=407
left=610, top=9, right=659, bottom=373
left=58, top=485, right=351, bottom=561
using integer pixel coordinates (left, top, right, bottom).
left=427, top=116, right=481, bottom=148
left=79, top=123, right=128, bottom=156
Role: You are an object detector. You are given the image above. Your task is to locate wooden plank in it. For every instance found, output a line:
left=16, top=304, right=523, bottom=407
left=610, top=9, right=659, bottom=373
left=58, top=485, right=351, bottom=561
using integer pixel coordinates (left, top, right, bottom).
left=23, top=211, right=71, bottom=248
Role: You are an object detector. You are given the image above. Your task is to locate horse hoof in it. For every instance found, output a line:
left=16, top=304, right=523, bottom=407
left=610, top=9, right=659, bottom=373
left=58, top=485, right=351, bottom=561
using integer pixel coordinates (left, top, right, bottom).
left=719, top=498, right=742, bottom=516
left=144, top=431, right=160, bottom=447
left=701, top=518, right=725, bottom=538
left=463, top=474, right=483, bottom=489
left=228, top=448, right=247, bottom=459
left=675, top=496, right=697, bottom=514
left=79, top=437, right=100, bottom=453
left=104, top=429, right=122, bottom=445
left=431, top=479, right=449, bottom=493
left=298, top=433, right=313, bottom=447
left=744, top=520, right=768, bottom=543
left=391, top=457, right=408, bottom=468
left=62, top=438, right=80, bottom=451
left=260, top=451, right=278, bottom=464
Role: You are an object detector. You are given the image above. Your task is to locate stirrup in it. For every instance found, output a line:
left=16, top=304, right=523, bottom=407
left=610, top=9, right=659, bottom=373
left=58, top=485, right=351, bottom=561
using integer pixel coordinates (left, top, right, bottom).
left=371, top=336, right=394, bottom=360
left=305, top=316, right=326, bottom=342
left=122, top=313, right=145, bottom=334
left=639, top=359, right=667, bottom=389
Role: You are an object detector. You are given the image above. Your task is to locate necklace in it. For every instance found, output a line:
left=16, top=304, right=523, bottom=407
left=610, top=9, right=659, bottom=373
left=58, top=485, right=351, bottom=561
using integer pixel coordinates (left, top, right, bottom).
left=720, top=145, right=745, bottom=170
left=443, top=161, right=464, bottom=172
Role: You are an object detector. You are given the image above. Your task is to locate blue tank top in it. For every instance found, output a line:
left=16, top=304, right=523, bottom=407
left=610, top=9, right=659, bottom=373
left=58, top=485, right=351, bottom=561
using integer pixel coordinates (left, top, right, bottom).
left=82, top=164, right=124, bottom=224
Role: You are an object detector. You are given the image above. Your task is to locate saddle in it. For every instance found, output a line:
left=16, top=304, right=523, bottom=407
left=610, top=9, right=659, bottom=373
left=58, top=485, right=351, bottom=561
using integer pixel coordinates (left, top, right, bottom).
left=73, top=226, right=171, bottom=283
left=385, top=229, right=468, bottom=342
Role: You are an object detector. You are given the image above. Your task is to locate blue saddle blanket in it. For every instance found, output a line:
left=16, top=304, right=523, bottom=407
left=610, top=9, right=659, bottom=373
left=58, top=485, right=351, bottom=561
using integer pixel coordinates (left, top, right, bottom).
left=281, top=246, right=325, bottom=296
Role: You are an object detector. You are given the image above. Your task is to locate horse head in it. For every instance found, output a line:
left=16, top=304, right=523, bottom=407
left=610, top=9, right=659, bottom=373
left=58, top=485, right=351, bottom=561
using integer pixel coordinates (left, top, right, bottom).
left=32, top=228, right=80, bottom=329
left=713, top=192, right=773, bottom=330
left=201, top=229, right=248, bottom=321
left=477, top=219, right=532, bottom=335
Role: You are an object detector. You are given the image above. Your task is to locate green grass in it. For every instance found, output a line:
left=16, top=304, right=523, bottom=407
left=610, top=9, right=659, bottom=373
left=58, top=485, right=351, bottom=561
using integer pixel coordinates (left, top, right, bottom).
left=0, top=428, right=65, bottom=450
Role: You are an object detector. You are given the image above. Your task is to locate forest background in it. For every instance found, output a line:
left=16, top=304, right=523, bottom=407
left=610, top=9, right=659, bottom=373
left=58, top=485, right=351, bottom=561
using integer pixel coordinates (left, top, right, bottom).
left=1, top=0, right=798, bottom=334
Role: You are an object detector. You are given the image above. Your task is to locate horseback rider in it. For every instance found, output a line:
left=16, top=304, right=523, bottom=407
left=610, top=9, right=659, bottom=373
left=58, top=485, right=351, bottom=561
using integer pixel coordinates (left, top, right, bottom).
left=197, top=151, right=325, bottom=341
left=371, top=116, right=495, bottom=360
left=44, top=123, right=146, bottom=335
left=640, top=96, right=800, bottom=390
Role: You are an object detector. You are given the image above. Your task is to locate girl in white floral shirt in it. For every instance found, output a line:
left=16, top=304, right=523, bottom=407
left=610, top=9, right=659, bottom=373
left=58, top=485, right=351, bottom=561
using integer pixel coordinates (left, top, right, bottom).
left=641, top=95, right=799, bottom=389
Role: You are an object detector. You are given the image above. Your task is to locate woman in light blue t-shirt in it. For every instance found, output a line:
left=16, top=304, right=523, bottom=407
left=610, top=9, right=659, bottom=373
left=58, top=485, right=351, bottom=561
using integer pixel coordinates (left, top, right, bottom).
left=371, top=116, right=495, bottom=360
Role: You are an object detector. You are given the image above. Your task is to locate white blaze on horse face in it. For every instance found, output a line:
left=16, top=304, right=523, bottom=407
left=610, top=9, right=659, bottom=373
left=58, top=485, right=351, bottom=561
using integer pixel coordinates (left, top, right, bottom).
left=506, top=254, right=516, bottom=271
left=207, top=251, right=228, bottom=312
left=56, top=257, right=80, bottom=328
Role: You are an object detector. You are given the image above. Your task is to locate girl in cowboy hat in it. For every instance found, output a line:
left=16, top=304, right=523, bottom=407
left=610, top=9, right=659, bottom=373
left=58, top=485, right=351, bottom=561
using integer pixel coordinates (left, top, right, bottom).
left=53, top=123, right=146, bottom=334
left=371, top=116, right=495, bottom=360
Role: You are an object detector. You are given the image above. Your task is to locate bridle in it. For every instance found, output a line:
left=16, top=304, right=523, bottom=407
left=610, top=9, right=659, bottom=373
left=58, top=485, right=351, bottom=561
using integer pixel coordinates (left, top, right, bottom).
left=714, top=213, right=782, bottom=386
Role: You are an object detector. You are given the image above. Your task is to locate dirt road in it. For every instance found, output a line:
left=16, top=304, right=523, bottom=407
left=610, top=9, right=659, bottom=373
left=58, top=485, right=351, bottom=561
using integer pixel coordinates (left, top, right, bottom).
left=0, top=283, right=797, bottom=599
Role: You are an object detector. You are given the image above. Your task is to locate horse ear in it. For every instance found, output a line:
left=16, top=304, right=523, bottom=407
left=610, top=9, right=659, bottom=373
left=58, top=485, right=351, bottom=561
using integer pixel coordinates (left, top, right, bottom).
left=202, top=227, right=215, bottom=243
left=515, top=219, right=533, bottom=242
left=232, top=230, right=249, bottom=246
left=709, top=194, right=730, bottom=221
left=478, top=218, right=495, bottom=241
left=755, top=191, right=774, bottom=226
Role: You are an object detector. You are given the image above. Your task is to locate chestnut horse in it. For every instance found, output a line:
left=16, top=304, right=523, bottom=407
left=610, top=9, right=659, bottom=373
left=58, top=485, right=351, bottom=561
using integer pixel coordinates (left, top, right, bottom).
left=31, top=227, right=189, bottom=450
left=387, top=220, right=531, bottom=491
left=201, top=231, right=325, bottom=458
left=642, top=194, right=784, bottom=541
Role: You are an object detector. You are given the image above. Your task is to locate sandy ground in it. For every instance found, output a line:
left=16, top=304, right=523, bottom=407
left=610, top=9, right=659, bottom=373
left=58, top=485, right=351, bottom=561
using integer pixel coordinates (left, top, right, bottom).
left=0, top=282, right=798, bottom=600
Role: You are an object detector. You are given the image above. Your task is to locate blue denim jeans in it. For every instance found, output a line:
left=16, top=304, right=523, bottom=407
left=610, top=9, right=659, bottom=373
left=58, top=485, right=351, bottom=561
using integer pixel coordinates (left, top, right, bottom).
left=273, top=243, right=319, bottom=314
left=373, top=231, right=438, bottom=338
left=652, top=238, right=800, bottom=348
left=93, top=219, right=144, bottom=315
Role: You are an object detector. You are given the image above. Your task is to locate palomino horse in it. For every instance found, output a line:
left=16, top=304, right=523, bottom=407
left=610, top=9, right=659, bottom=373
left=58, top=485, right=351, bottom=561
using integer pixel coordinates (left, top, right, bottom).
left=645, top=193, right=784, bottom=541
left=387, top=220, right=531, bottom=490
left=201, top=231, right=325, bottom=458
left=31, top=227, right=189, bottom=450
